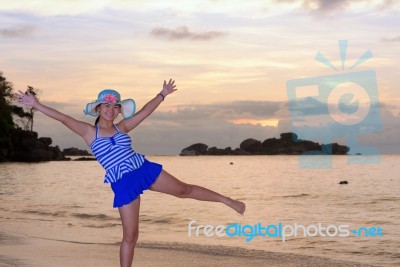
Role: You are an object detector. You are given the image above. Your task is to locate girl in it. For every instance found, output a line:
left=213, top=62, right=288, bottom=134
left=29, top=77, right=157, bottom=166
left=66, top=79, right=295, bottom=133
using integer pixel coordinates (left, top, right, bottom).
left=16, top=79, right=245, bottom=267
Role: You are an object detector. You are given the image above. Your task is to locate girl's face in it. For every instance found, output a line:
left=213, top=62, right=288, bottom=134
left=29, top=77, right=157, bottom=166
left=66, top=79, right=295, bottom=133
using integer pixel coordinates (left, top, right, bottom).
left=97, top=103, right=121, bottom=121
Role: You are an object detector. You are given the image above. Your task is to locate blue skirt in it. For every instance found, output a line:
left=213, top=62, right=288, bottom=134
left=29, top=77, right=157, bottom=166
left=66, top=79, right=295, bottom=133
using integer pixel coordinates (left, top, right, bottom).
left=110, top=159, right=162, bottom=208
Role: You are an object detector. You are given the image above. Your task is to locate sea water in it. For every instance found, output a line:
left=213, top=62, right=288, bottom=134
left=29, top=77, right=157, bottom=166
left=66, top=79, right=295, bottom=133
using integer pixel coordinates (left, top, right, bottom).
left=0, top=155, right=399, bottom=266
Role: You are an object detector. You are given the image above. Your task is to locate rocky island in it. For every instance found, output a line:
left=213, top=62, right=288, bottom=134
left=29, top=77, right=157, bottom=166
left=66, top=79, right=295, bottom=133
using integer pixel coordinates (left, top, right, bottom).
left=62, top=147, right=91, bottom=156
left=1, top=128, right=67, bottom=162
left=0, top=72, right=92, bottom=162
left=180, top=132, right=349, bottom=156
left=0, top=126, right=93, bottom=162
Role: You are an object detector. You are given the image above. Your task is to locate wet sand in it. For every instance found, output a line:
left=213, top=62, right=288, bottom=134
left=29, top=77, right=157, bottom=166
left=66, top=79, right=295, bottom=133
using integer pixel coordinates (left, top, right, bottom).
left=0, top=233, right=377, bottom=267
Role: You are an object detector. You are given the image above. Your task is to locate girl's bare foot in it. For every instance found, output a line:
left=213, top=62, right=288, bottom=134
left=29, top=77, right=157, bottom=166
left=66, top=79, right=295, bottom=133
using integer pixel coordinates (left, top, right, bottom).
left=225, top=197, right=246, bottom=215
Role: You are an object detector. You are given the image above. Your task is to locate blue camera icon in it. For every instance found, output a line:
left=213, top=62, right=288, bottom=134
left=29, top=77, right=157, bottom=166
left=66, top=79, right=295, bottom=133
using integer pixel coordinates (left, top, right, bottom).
left=287, top=69, right=382, bottom=168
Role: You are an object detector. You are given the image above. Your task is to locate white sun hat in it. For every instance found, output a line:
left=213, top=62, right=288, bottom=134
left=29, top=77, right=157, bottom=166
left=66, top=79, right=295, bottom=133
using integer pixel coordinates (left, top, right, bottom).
left=83, top=89, right=136, bottom=119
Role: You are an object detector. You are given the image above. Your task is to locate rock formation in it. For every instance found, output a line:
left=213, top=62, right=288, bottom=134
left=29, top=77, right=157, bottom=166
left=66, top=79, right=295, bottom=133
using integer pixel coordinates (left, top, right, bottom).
left=63, top=147, right=91, bottom=156
left=180, top=132, right=349, bottom=156
left=4, top=128, right=66, bottom=162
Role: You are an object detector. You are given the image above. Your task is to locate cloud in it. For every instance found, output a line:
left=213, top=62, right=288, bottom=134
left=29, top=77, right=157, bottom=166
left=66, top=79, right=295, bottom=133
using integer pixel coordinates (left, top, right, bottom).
left=128, top=100, right=400, bottom=155
left=0, top=24, right=35, bottom=38
left=150, top=26, right=227, bottom=41
left=132, top=100, right=284, bottom=154
left=274, top=0, right=350, bottom=12
left=150, top=101, right=282, bottom=123
left=31, top=100, right=284, bottom=155
left=381, top=35, right=400, bottom=42
left=306, top=0, right=353, bottom=12
left=30, top=98, right=400, bottom=155
left=274, top=0, right=397, bottom=14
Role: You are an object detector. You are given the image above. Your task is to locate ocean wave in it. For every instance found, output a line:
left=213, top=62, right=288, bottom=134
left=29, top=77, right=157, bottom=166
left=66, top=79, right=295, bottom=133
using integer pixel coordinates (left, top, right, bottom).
left=136, top=241, right=379, bottom=267
left=353, top=201, right=379, bottom=206
left=71, top=212, right=116, bottom=221
left=140, top=215, right=174, bottom=225
left=153, top=218, right=173, bottom=224
left=374, top=197, right=400, bottom=202
left=0, top=232, right=24, bottom=246
left=353, top=196, right=399, bottom=206
left=362, top=220, right=391, bottom=225
left=280, top=193, right=313, bottom=198
left=390, top=253, right=400, bottom=259
left=0, top=255, right=29, bottom=267
left=28, top=235, right=119, bottom=246
left=12, top=217, right=54, bottom=222
left=82, top=223, right=120, bottom=228
left=63, top=204, right=84, bottom=209
left=21, top=209, right=66, bottom=217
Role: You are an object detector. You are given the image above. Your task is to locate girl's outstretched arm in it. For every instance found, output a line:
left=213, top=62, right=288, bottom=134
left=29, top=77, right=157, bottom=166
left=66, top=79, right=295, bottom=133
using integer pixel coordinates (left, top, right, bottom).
left=118, top=79, right=177, bottom=133
left=16, top=90, right=93, bottom=140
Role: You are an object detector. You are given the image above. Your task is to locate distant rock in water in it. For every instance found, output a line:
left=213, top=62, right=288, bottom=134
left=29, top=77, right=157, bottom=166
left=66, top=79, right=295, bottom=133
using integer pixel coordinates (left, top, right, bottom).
left=6, top=128, right=66, bottom=162
left=180, top=143, right=209, bottom=156
left=74, top=157, right=96, bottom=161
left=240, top=138, right=261, bottom=153
left=180, top=132, right=349, bottom=156
left=63, top=147, right=91, bottom=156
left=339, top=180, right=349, bottom=185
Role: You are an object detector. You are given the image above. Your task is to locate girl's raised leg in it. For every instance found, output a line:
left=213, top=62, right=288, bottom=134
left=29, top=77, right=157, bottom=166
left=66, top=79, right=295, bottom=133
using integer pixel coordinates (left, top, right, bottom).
left=150, top=170, right=245, bottom=214
left=118, top=197, right=141, bottom=267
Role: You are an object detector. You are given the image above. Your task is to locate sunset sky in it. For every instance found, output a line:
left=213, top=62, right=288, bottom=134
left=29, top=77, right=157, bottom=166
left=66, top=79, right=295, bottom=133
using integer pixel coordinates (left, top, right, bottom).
left=1, top=0, right=399, bottom=155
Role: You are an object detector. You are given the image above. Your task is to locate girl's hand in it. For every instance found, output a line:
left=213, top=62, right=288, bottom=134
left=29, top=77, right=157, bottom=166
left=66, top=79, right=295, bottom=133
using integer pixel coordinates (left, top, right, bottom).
left=15, top=90, right=37, bottom=107
left=161, top=79, right=177, bottom=96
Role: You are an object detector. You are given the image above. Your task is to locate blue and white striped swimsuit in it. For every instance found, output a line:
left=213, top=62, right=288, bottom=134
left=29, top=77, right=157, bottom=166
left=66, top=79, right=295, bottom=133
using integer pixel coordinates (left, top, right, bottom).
left=90, top=125, right=145, bottom=183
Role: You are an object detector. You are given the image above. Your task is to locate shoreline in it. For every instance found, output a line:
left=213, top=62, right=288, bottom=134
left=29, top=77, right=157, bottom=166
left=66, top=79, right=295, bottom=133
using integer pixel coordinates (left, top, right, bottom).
left=0, top=234, right=379, bottom=267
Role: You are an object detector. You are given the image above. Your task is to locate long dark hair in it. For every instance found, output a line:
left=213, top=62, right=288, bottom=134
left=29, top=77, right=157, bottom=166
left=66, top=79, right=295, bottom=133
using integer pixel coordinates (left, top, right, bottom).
left=94, top=104, right=101, bottom=125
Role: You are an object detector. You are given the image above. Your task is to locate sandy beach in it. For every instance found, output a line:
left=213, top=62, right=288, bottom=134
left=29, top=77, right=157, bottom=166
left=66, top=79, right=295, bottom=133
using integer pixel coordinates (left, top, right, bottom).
left=0, top=232, right=377, bottom=267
